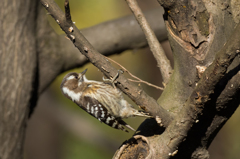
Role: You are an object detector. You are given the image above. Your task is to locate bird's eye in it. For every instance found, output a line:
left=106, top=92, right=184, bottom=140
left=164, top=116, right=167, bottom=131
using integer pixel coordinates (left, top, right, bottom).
left=75, top=76, right=78, bottom=79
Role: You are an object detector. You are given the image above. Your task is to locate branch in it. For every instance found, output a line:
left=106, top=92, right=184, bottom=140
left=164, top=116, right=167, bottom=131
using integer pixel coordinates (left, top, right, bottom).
left=157, top=23, right=240, bottom=158
left=64, top=0, right=71, bottom=23
left=125, top=0, right=172, bottom=83
left=115, top=24, right=240, bottom=159
left=37, top=6, right=168, bottom=94
left=205, top=70, right=240, bottom=147
left=81, top=8, right=168, bottom=56
left=106, top=57, right=164, bottom=90
left=186, top=68, right=240, bottom=158
left=40, top=0, right=173, bottom=126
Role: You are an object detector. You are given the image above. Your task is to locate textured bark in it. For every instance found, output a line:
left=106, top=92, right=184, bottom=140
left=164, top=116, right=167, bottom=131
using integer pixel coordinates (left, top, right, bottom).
left=114, top=0, right=240, bottom=158
left=0, top=1, right=38, bottom=158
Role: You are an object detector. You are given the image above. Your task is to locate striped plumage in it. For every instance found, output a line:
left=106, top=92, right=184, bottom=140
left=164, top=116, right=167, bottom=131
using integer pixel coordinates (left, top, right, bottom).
left=60, top=69, right=151, bottom=132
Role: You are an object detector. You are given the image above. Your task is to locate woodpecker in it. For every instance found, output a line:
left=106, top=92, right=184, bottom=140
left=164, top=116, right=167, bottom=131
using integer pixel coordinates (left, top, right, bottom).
left=60, top=69, right=151, bottom=132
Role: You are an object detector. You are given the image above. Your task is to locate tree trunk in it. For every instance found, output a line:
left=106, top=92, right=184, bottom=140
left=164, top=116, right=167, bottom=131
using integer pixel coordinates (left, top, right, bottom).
left=114, top=0, right=240, bottom=158
left=0, top=1, right=38, bottom=158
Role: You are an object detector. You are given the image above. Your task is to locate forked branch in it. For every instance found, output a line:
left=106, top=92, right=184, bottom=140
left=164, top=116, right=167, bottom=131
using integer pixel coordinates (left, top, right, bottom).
left=40, top=0, right=173, bottom=126
left=156, top=23, right=240, bottom=157
left=106, top=57, right=164, bottom=90
left=125, top=0, right=172, bottom=84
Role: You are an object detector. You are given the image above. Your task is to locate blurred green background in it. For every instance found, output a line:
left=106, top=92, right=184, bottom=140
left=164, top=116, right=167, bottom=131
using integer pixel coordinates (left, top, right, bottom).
left=24, top=0, right=240, bottom=159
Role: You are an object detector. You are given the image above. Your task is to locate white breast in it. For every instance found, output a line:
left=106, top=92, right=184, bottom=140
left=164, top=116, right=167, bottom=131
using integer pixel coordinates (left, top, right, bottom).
left=62, top=87, right=82, bottom=102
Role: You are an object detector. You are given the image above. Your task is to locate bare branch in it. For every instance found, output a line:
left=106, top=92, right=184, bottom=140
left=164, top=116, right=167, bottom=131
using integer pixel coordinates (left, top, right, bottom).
left=116, top=23, right=240, bottom=159
left=125, top=0, right=172, bottom=83
left=106, top=57, right=164, bottom=90
left=206, top=70, right=240, bottom=145
left=64, top=0, right=72, bottom=23
left=187, top=67, right=240, bottom=157
left=81, top=8, right=167, bottom=55
left=37, top=7, right=168, bottom=94
left=157, top=23, right=240, bottom=157
left=40, top=0, right=173, bottom=126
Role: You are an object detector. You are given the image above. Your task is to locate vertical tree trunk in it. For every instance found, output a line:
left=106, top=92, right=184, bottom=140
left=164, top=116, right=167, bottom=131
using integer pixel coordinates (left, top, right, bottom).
left=0, top=1, right=38, bottom=158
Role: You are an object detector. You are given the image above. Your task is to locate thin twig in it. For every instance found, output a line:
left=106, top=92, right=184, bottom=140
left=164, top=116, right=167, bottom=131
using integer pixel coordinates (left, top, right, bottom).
left=106, top=57, right=164, bottom=90
left=125, top=0, right=172, bottom=84
left=64, top=0, right=72, bottom=23
left=128, top=79, right=164, bottom=90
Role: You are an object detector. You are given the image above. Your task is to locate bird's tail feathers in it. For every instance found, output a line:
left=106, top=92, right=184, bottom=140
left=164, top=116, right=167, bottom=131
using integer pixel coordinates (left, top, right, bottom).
left=118, top=120, right=135, bottom=132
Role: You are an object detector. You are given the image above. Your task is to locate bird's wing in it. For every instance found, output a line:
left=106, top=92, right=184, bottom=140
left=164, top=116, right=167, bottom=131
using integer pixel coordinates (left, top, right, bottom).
left=77, top=96, right=135, bottom=132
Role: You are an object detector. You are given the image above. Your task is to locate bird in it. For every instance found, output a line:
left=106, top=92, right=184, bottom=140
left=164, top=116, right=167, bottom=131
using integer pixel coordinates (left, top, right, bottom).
left=60, top=69, right=151, bottom=132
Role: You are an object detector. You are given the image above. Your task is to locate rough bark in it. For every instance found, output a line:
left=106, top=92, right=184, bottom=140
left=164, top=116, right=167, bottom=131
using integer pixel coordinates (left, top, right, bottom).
left=114, top=0, right=240, bottom=158
left=0, top=1, right=38, bottom=158
left=0, top=0, right=168, bottom=158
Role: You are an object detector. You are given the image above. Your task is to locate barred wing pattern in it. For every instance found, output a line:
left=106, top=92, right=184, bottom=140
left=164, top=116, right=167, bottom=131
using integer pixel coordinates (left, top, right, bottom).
left=78, top=96, right=135, bottom=132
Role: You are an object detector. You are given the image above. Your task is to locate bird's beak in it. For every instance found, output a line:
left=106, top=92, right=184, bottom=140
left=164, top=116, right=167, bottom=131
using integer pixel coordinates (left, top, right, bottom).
left=81, top=69, right=87, bottom=75
left=78, top=69, right=88, bottom=82
left=79, top=69, right=87, bottom=77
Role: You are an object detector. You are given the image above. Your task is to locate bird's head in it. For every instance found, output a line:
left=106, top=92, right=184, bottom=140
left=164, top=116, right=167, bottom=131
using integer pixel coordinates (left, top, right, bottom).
left=60, top=69, right=88, bottom=93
